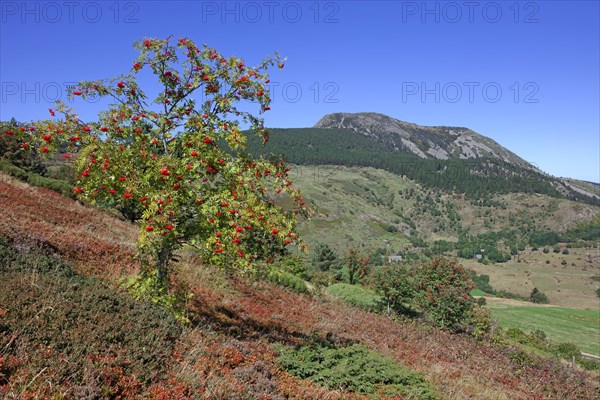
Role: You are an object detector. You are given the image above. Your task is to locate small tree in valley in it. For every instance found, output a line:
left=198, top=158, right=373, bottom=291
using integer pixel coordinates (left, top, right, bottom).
left=14, top=36, right=304, bottom=287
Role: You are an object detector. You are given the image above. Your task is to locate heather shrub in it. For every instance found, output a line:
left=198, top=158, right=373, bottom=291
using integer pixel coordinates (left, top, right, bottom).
left=0, top=237, right=182, bottom=395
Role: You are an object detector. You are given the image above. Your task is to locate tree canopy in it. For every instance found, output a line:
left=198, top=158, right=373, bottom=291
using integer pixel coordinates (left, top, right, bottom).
left=12, top=36, right=305, bottom=284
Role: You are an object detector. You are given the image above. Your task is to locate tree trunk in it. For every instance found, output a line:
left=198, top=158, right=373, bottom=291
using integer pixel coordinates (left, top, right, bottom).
left=156, top=244, right=171, bottom=285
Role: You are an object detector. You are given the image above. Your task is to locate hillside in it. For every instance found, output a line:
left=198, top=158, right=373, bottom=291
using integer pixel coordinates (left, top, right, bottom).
left=245, top=124, right=598, bottom=205
left=288, top=165, right=598, bottom=245
left=2, top=174, right=599, bottom=399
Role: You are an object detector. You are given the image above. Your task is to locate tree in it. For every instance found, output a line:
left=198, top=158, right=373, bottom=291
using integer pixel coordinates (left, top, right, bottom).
left=0, top=120, right=46, bottom=175
left=413, top=258, right=475, bottom=330
left=370, top=263, right=416, bottom=315
left=15, top=36, right=303, bottom=286
left=311, top=243, right=340, bottom=273
left=343, top=247, right=370, bottom=285
left=529, top=287, right=549, bottom=304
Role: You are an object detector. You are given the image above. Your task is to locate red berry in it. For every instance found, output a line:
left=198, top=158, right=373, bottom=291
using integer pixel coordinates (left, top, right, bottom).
left=146, top=226, right=154, bottom=232
left=123, top=193, right=132, bottom=199
left=117, top=81, right=125, bottom=89
left=41, top=147, right=49, bottom=153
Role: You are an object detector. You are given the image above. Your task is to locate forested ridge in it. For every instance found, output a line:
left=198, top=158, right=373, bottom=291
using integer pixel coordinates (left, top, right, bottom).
left=244, top=128, right=598, bottom=205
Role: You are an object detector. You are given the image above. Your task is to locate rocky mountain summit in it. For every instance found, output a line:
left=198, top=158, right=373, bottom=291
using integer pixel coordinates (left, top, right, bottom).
left=315, top=112, right=533, bottom=169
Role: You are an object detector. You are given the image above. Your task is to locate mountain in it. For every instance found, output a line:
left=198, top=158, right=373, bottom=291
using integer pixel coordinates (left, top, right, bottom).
left=314, top=112, right=534, bottom=169
left=244, top=116, right=597, bottom=205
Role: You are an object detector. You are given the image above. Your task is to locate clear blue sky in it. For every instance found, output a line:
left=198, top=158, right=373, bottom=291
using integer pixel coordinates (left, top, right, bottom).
left=1, top=1, right=598, bottom=182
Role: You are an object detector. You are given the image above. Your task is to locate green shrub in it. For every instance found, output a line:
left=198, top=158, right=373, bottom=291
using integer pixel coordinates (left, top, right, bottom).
left=26, top=173, right=73, bottom=197
left=529, top=287, right=549, bottom=304
left=551, top=342, right=581, bottom=360
left=467, top=306, right=493, bottom=339
left=507, top=348, right=539, bottom=368
left=326, top=283, right=382, bottom=310
left=275, top=255, right=308, bottom=280
left=578, top=358, right=600, bottom=371
left=532, top=329, right=547, bottom=342
left=0, top=157, right=29, bottom=180
left=268, top=270, right=309, bottom=293
left=494, top=290, right=528, bottom=301
left=470, top=272, right=496, bottom=294
left=0, top=158, right=74, bottom=197
left=370, top=263, right=416, bottom=315
left=309, top=270, right=335, bottom=289
left=276, top=343, right=436, bottom=399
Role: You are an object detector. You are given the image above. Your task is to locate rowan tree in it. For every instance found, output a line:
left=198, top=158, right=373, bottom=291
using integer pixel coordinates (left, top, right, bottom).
left=14, top=36, right=304, bottom=285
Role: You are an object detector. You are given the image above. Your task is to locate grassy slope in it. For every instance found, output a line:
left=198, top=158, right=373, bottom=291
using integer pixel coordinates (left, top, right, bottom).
left=463, top=246, right=600, bottom=310
left=485, top=299, right=600, bottom=355
left=2, top=172, right=599, bottom=399
left=291, top=165, right=598, bottom=253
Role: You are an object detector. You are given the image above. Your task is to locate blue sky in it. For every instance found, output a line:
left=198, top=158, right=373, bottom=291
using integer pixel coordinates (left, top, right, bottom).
left=1, top=1, right=598, bottom=182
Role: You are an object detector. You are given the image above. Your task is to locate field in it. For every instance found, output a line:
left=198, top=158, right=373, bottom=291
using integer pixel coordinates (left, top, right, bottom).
left=465, top=246, right=600, bottom=310
left=486, top=298, right=600, bottom=355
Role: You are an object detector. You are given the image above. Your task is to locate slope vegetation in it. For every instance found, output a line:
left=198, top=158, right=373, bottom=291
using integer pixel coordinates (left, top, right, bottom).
left=1, top=173, right=599, bottom=399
